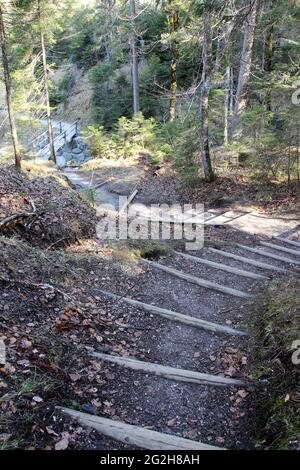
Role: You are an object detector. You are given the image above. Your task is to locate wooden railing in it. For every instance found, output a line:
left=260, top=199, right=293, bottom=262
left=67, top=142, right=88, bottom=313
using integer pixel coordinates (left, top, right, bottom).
left=31, top=120, right=79, bottom=159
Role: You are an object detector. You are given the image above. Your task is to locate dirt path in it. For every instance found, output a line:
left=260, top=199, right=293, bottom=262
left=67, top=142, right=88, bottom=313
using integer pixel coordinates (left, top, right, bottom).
left=58, top=165, right=300, bottom=450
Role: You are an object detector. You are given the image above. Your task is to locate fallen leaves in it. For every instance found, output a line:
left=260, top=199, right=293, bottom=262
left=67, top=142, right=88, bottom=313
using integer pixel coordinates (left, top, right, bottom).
left=237, top=389, right=249, bottom=399
left=55, top=433, right=70, bottom=451
left=56, top=306, right=83, bottom=332
left=69, top=373, right=81, bottom=382
left=166, top=418, right=177, bottom=428
left=20, top=338, right=32, bottom=350
left=0, top=433, right=11, bottom=443
left=32, top=396, right=43, bottom=404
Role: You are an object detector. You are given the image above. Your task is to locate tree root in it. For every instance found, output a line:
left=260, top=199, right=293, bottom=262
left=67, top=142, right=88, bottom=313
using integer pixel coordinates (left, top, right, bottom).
left=0, top=198, right=37, bottom=229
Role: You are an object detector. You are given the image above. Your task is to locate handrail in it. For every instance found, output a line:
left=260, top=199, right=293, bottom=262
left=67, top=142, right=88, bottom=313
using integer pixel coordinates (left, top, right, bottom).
left=31, top=129, right=48, bottom=145
left=35, top=120, right=79, bottom=157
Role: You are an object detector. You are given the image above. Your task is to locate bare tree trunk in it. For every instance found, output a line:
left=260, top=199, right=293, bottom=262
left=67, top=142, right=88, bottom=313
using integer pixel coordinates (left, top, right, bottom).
left=265, top=26, right=273, bottom=72
left=231, top=0, right=260, bottom=140
left=287, top=138, right=291, bottom=186
left=38, top=0, right=56, bottom=164
left=0, top=4, right=21, bottom=170
left=168, top=5, right=179, bottom=122
left=130, top=0, right=140, bottom=115
left=224, top=65, right=231, bottom=146
left=261, top=31, right=266, bottom=70
left=199, top=3, right=215, bottom=182
left=229, top=66, right=234, bottom=112
left=214, top=33, right=221, bottom=74
left=297, top=133, right=300, bottom=189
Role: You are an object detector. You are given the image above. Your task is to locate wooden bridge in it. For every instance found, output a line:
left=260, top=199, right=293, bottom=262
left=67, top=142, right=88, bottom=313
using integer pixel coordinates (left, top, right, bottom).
left=30, top=120, right=79, bottom=159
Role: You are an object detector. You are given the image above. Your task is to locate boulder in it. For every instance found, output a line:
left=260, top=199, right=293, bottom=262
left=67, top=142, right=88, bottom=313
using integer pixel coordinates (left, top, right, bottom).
left=84, top=151, right=92, bottom=160
left=63, top=152, right=73, bottom=162
left=72, top=147, right=83, bottom=155
left=72, top=152, right=86, bottom=163
left=78, top=142, right=87, bottom=151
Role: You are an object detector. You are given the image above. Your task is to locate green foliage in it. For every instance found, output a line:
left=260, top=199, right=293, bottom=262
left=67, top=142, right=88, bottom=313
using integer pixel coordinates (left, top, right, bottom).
left=84, top=113, right=171, bottom=163
left=89, top=63, right=132, bottom=128
left=251, top=278, right=300, bottom=449
left=79, top=187, right=97, bottom=207
left=49, top=72, right=73, bottom=106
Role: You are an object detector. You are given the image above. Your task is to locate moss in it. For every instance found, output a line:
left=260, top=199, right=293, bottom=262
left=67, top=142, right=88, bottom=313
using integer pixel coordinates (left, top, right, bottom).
left=251, top=277, right=300, bottom=449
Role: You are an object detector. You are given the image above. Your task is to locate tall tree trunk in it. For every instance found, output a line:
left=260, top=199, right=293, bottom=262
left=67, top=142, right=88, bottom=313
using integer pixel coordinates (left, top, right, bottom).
left=199, top=2, right=215, bottom=182
left=168, top=4, right=179, bottom=122
left=265, top=23, right=273, bottom=111
left=130, top=0, right=140, bottom=115
left=38, top=0, right=56, bottom=164
left=0, top=4, right=21, bottom=170
left=229, top=66, right=234, bottom=113
left=224, top=65, right=231, bottom=146
left=265, top=25, right=273, bottom=72
left=231, top=0, right=260, bottom=140
left=214, top=32, right=221, bottom=74
left=265, top=0, right=274, bottom=72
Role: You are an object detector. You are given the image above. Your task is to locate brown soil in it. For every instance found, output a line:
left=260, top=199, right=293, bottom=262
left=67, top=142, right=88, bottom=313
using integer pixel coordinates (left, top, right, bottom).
left=0, top=165, right=97, bottom=248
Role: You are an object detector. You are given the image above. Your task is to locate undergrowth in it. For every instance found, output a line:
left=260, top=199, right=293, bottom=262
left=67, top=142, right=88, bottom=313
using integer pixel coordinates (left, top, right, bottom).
left=251, top=277, right=300, bottom=449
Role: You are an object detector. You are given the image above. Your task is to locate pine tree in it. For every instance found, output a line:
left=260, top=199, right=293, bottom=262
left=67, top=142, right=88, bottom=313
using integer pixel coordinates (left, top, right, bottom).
left=231, top=0, right=260, bottom=140
left=199, top=0, right=215, bottom=182
left=0, top=1, right=21, bottom=170
left=130, top=0, right=140, bottom=115
left=37, top=0, right=56, bottom=163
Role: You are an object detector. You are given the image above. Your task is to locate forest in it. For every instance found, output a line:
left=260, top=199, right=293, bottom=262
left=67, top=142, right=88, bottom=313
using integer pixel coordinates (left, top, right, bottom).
left=0, top=0, right=300, bottom=455
left=0, top=0, right=299, bottom=187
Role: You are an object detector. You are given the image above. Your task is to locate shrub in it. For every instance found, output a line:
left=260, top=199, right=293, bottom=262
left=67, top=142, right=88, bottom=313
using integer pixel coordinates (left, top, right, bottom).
left=84, top=113, right=171, bottom=163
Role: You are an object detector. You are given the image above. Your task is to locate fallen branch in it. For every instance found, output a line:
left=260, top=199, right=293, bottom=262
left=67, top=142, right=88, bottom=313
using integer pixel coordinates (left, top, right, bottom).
left=0, top=276, right=72, bottom=301
left=0, top=198, right=37, bottom=229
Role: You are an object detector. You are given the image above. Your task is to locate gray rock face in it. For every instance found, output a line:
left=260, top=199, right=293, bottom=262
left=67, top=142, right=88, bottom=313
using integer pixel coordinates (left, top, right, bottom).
left=72, top=147, right=83, bottom=155
left=63, top=152, right=73, bottom=161
left=58, top=135, right=92, bottom=167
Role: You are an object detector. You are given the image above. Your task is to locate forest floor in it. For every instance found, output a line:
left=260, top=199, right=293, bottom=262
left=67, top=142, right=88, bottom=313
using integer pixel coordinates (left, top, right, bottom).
left=82, top=153, right=300, bottom=215
left=0, top=158, right=299, bottom=450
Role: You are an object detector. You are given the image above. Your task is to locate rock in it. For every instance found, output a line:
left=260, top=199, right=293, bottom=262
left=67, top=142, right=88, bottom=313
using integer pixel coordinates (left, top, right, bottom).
left=71, top=151, right=83, bottom=161
left=61, top=153, right=73, bottom=163
left=63, top=143, right=73, bottom=153
left=84, top=151, right=92, bottom=160
left=66, top=159, right=76, bottom=167
left=82, top=403, right=98, bottom=415
left=72, top=147, right=82, bottom=155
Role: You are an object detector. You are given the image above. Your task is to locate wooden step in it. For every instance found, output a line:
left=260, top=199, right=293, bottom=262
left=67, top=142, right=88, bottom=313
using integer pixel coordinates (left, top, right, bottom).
left=143, top=260, right=255, bottom=299
left=209, top=248, right=295, bottom=275
left=58, top=407, right=222, bottom=450
left=275, top=237, right=300, bottom=248
left=260, top=241, right=300, bottom=257
left=92, top=352, right=246, bottom=387
left=174, top=251, right=268, bottom=281
left=96, top=289, right=247, bottom=336
left=237, top=244, right=300, bottom=266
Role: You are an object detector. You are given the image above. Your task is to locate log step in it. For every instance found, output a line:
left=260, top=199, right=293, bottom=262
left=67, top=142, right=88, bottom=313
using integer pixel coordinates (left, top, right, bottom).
left=260, top=241, right=300, bottom=257
left=209, top=248, right=295, bottom=275
left=57, top=407, right=222, bottom=450
left=174, top=251, right=268, bottom=281
left=92, top=352, right=246, bottom=387
left=96, top=289, right=247, bottom=336
left=237, top=244, right=300, bottom=266
left=143, top=260, right=255, bottom=299
left=275, top=237, right=300, bottom=248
